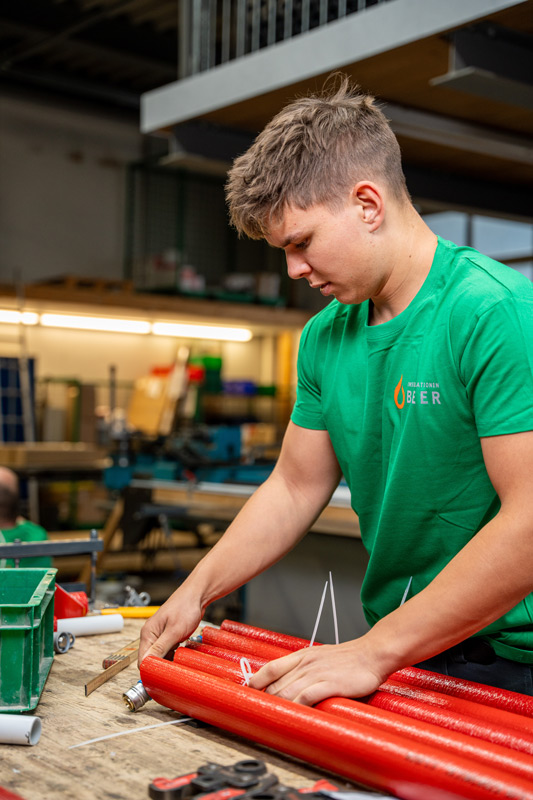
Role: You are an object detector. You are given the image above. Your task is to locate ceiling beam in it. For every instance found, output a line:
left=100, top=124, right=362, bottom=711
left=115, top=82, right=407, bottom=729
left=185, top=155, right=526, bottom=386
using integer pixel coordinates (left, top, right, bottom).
left=431, top=22, right=533, bottom=109
left=386, top=104, right=533, bottom=166
left=141, top=0, right=527, bottom=132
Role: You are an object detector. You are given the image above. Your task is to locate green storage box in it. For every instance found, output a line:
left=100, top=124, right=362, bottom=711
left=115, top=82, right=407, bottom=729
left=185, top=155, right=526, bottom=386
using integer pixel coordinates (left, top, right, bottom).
left=0, top=568, right=56, bottom=712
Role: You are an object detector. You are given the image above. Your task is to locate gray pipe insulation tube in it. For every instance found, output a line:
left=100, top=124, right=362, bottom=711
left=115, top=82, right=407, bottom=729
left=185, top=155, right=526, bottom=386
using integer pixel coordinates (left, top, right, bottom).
left=55, top=613, right=124, bottom=636
left=0, top=714, right=41, bottom=745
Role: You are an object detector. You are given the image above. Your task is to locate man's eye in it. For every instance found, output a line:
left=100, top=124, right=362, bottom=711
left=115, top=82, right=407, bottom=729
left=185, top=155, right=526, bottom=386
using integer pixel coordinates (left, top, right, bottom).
left=295, top=240, right=308, bottom=250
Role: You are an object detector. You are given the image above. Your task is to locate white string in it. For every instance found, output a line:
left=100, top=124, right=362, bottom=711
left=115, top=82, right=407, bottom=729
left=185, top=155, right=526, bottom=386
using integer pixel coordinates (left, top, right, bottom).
left=309, top=580, right=328, bottom=647
left=239, top=656, right=253, bottom=686
left=68, top=717, right=192, bottom=749
left=329, top=571, right=339, bottom=645
left=400, top=575, right=413, bottom=606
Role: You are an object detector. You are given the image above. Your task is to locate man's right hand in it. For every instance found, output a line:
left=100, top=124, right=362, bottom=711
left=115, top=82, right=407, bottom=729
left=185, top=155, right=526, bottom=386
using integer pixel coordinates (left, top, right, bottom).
left=138, top=588, right=203, bottom=665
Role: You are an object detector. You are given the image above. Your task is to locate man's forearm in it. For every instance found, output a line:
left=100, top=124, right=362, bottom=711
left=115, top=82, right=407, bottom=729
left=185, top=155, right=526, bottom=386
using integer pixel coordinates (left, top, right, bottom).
left=179, top=468, right=334, bottom=612
left=363, top=508, right=533, bottom=679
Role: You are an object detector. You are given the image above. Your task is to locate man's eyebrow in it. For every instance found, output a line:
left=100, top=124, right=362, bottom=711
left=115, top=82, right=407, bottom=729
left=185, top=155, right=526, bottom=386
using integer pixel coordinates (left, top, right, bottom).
left=280, top=232, right=305, bottom=248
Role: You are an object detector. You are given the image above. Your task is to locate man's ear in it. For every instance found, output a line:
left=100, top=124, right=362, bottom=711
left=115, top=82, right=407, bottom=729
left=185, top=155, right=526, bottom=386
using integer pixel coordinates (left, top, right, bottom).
left=351, top=181, right=383, bottom=230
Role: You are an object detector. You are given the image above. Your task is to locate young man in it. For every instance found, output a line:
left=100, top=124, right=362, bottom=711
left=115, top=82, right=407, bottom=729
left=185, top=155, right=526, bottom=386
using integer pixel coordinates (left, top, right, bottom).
left=139, top=77, right=533, bottom=700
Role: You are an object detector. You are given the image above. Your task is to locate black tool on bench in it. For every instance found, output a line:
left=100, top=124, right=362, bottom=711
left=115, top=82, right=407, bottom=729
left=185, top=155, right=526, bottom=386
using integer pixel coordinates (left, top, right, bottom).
left=148, top=759, right=343, bottom=800
left=149, top=759, right=278, bottom=800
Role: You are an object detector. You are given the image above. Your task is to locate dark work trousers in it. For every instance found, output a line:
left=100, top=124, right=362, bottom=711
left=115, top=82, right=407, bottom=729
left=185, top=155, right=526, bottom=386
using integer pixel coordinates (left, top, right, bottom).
left=415, top=638, right=533, bottom=696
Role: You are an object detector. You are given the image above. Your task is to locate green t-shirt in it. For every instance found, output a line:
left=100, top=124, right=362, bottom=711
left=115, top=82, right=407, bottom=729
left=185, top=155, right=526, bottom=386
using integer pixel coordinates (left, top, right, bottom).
left=0, top=520, right=52, bottom=568
left=292, top=236, right=533, bottom=663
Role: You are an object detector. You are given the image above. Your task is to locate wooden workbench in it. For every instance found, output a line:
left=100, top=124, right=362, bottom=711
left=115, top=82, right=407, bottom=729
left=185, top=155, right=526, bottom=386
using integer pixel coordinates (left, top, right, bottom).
left=0, top=619, right=359, bottom=800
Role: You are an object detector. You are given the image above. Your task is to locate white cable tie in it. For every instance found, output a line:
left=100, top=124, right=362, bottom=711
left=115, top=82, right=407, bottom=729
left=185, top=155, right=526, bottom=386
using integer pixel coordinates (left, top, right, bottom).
left=400, top=575, right=413, bottom=606
left=329, top=571, right=339, bottom=645
left=240, top=656, right=253, bottom=686
left=68, top=717, right=193, bottom=749
left=309, top=580, right=328, bottom=647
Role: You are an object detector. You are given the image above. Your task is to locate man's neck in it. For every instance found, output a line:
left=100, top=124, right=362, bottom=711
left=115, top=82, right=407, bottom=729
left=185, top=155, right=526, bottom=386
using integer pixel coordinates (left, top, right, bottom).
left=369, top=215, right=438, bottom=326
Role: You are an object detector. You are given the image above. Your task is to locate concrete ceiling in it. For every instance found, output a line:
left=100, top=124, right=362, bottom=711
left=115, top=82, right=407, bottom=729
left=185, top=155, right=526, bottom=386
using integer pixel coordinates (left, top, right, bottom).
left=1, top=0, right=532, bottom=218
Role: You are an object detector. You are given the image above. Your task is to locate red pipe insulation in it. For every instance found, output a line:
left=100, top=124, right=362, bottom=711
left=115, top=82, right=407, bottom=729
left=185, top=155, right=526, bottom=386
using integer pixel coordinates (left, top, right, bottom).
left=188, top=636, right=533, bottom=755
left=176, top=647, right=249, bottom=683
left=140, top=655, right=533, bottom=800
left=319, top=696, right=533, bottom=785
left=201, top=626, right=290, bottom=660
left=379, top=679, right=533, bottom=737
left=177, top=646, right=533, bottom=783
left=186, top=641, right=267, bottom=671
left=219, top=620, right=533, bottom=721
left=369, top=689, right=533, bottom=756
left=201, top=626, right=533, bottom=750
left=393, top=666, right=533, bottom=718
left=220, top=620, right=319, bottom=651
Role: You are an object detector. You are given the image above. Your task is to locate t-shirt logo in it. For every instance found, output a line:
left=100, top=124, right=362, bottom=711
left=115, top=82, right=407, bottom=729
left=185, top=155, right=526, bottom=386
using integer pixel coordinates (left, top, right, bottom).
left=394, top=375, right=442, bottom=408
left=394, top=375, right=405, bottom=409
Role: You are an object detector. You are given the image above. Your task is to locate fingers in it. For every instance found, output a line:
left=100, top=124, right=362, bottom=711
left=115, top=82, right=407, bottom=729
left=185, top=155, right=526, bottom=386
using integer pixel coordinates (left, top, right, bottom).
left=248, top=651, right=303, bottom=690
left=137, top=594, right=203, bottom=665
left=138, top=611, right=177, bottom=665
left=248, top=642, right=382, bottom=706
left=140, top=632, right=177, bottom=664
left=289, top=680, right=334, bottom=707
left=250, top=654, right=334, bottom=705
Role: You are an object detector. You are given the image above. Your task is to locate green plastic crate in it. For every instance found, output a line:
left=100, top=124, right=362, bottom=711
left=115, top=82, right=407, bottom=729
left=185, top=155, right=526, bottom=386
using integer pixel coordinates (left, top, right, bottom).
left=0, top=568, right=57, bottom=712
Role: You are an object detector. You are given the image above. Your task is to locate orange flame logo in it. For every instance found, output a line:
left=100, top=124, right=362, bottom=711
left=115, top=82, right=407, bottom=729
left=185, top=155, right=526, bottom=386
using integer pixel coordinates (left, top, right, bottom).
left=394, top=375, right=405, bottom=409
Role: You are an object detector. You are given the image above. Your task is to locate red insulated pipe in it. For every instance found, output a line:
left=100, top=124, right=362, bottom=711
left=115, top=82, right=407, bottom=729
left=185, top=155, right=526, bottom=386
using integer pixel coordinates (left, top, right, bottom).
left=220, top=620, right=320, bottom=651
left=393, top=666, right=533, bottom=718
left=368, top=689, right=533, bottom=756
left=186, top=640, right=533, bottom=756
left=219, top=621, right=533, bottom=721
left=201, top=627, right=290, bottom=660
left=203, top=625, right=533, bottom=743
left=219, top=620, right=533, bottom=719
left=140, top=655, right=533, bottom=800
left=320, top=696, right=533, bottom=785
left=379, top=679, right=533, bottom=737
left=176, top=648, right=250, bottom=683
left=186, top=642, right=268, bottom=671
left=177, top=646, right=533, bottom=783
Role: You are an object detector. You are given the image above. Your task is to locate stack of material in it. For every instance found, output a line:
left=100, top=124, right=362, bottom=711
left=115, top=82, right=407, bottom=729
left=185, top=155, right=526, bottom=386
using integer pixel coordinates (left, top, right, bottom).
left=141, top=620, right=533, bottom=800
left=0, top=442, right=108, bottom=469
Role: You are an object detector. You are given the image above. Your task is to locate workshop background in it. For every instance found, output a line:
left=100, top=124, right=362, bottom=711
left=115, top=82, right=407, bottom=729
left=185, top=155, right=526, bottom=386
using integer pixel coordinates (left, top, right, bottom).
left=0, top=0, right=532, bottom=640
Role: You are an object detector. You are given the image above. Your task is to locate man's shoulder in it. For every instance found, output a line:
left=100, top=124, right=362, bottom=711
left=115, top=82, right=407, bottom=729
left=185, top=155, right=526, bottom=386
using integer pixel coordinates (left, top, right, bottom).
left=439, top=239, right=533, bottom=319
left=15, top=519, right=49, bottom=541
left=443, top=239, right=532, bottom=300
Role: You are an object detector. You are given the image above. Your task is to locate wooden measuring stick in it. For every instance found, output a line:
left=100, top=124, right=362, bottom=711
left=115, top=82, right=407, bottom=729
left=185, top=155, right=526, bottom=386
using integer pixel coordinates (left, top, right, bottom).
left=83, top=638, right=140, bottom=697
left=102, top=637, right=140, bottom=669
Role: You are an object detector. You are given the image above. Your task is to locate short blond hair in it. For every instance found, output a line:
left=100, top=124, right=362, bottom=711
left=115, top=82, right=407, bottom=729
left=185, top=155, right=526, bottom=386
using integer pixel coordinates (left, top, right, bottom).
left=226, top=75, right=409, bottom=239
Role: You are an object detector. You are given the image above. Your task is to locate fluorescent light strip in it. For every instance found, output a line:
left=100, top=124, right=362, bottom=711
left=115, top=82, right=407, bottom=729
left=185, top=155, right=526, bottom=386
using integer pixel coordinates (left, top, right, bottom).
left=40, top=313, right=151, bottom=334
left=152, top=321, right=252, bottom=342
left=0, top=309, right=253, bottom=342
left=0, top=310, right=39, bottom=325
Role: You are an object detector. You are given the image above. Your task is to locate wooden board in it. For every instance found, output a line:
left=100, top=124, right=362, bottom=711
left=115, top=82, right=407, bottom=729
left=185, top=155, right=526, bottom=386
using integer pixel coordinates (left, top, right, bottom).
left=0, top=443, right=110, bottom=469
left=0, top=619, right=356, bottom=800
left=151, top=485, right=361, bottom=539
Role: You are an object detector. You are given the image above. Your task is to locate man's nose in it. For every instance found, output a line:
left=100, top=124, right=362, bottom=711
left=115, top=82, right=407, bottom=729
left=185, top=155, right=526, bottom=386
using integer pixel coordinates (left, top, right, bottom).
left=286, top=252, right=311, bottom=281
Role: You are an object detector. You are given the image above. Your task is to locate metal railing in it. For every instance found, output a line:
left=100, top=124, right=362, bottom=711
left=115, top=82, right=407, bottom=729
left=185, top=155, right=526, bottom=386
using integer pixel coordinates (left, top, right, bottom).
left=179, top=0, right=393, bottom=77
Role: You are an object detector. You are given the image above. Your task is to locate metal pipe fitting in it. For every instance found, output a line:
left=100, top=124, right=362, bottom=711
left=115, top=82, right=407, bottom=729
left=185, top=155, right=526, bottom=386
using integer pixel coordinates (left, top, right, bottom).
left=53, top=630, right=75, bottom=654
left=122, top=680, right=151, bottom=711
